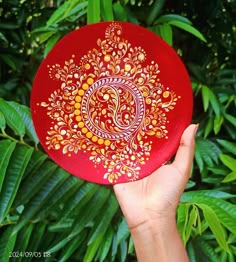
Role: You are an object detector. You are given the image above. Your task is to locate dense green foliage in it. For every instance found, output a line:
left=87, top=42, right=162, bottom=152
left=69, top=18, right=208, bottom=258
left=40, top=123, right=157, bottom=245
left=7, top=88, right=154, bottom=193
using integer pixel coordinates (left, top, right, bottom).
left=0, top=0, right=236, bottom=261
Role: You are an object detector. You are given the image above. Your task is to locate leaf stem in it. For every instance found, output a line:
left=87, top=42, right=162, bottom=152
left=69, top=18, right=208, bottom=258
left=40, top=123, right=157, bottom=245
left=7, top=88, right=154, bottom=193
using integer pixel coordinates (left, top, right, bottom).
left=0, top=131, right=32, bottom=149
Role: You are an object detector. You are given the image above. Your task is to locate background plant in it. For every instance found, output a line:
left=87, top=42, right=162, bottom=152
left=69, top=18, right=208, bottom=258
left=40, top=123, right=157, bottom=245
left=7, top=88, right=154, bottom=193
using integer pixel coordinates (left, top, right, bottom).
left=0, top=0, right=235, bottom=261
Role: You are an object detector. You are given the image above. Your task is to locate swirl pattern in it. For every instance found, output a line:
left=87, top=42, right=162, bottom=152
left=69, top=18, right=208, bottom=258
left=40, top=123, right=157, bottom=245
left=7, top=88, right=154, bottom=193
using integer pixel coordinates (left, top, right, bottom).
left=81, top=77, right=145, bottom=140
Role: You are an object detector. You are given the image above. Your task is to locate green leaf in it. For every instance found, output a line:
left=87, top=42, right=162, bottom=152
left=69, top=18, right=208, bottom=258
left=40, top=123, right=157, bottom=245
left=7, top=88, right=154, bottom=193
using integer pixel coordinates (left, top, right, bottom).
left=0, top=98, right=25, bottom=138
left=0, top=54, right=17, bottom=71
left=88, top=193, right=119, bottom=244
left=220, top=154, right=236, bottom=171
left=0, top=140, right=16, bottom=193
left=204, top=117, right=214, bottom=138
left=25, top=222, right=47, bottom=253
left=87, top=0, right=100, bottom=24
left=182, top=190, right=236, bottom=201
left=23, top=150, right=48, bottom=178
left=70, top=186, right=110, bottom=229
left=217, top=139, right=236, bottom=155
left=119, top=239, right=128, bottom=262
left=37, top=176, right=83, bottom=219
left=0, top=145, right=33, bottom=224
left=200, top=85, right=221, bottom=116
left=201, top=85, right=210, bottom=112
left=38, top=31, right=55, bottom=44
left=47, top=1, right=88, bottom=26
left=83, top=231, right=104, bottom=262
left=58, top=231, right=87, bottom=262
left=186, top=240, right=197, bottom=262
left=55, top=182, right=98, bottom=225
left=7, top=101, right=39, bottom=144
left=156, top=14, right=192, bottom=25
left=198, top=204, right=230, bottom=252
left=181, top=192, right=236, bottom=235
left=214, top=115, right=224, bottom=134
left=46, top=185, right=107, bottom=253
left=195, top=138, right=221, bottom=170
left=101, top=0, right=114, bottom=21
left=44, top=33, right=61, bottom=57
left=146, top=0, right=166, bottom=26
left=192, top=236, right=221, bottom=262
left=184, top=206, right=198, bottom=245
left=97, top=226, right=113, bottom=261
left=159, top=23, right=173, bottom=45
left=208, top=89, right=221, bottom=117
left=0, top=226, right=17, bottom=262
left=13, top=160, right=57, bottom=207
left=14, top=168, right=69, bottom=233
left=224, top=113, right=236, bottom=128
left=116, top=217, right=130, bottom=246
left=13, top=224, right=34, bottom=261
left=222, top=171, right=236, bottom=183
left=113, top=2, right=128, bottom=21
left=0, top=110, right=6, bottom=130
left=168, top=20, right=207, bottom=42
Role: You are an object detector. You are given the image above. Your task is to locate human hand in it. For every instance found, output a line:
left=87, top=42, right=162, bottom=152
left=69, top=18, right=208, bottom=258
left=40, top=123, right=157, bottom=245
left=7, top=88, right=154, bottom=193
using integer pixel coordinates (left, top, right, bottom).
left=113, top=124, right=198, bottom=229
left=113, top=124, right=198, bottom=262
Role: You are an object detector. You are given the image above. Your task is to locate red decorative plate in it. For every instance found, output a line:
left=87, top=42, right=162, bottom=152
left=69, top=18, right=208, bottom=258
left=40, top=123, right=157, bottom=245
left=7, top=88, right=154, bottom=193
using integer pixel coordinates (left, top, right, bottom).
left=31, top=21, right=193, bottom=184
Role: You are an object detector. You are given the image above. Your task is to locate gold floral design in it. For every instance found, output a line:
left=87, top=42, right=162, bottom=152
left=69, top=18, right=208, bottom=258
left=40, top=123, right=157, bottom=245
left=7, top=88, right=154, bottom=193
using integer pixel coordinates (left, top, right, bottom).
left=40, top=22, right=180, bottom=183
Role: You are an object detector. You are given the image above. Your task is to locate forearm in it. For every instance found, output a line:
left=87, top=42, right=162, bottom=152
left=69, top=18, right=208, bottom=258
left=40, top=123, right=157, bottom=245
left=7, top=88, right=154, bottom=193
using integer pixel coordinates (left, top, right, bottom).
left=130, top=216, right=189, bottom=262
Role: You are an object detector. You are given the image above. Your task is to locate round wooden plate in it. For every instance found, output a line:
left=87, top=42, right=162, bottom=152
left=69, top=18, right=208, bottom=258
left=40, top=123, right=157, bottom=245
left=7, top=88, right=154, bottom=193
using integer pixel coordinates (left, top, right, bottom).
left=31, top=21, right=193, bottom=184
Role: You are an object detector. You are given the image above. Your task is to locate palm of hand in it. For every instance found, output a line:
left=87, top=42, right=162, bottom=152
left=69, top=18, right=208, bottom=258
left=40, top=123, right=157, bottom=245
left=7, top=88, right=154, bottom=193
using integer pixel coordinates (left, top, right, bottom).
left=113, top=124, right=197, bottom=229
left=114, top=164, right=187, bottom=229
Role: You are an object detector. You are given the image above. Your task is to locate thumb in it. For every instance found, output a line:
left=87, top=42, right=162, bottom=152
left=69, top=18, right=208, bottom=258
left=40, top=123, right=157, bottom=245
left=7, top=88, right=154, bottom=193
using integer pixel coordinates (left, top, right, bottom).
left=173, top=124, right=198, bottom=178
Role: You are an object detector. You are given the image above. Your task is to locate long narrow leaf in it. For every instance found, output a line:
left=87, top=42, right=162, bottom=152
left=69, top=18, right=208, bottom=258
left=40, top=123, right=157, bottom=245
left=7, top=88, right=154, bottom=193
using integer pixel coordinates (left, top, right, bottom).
left=146, top=0, right=166, bottom=26
left=0, top=226, right=17, bottom=262
left=217, top=139, right=236, bottom=155
left=25, top=222, right=47, bottom=254
left=0, top=110, right=6, bottom=130
left=220, top=154, right=236, bottom=171
left=87, top=0, right=100, bottom=24
left=83, top=231, right=104, bottom=262
left=36, top=176, right=84, bottom=219
left=198, top=203, right=230, bottom=252
left=58, top=231, right=87, bottom=262
left=0, top=140, right=16, bottom=192
left=159, top=23, right=173, bottom=45
left=156, top=14, right=192, bottom=25
left=222, top=171, right=236, bottom=183
left=181, top=193, right=236, bottom=234
left=47, top=1, right=88, bottom=26
left=192, top=236, right=221, bottom=262
left=55, top=182, right=98, bottom=225
left=184, top=206, right=198, bottom=245
left=224, top=113, right=236, bottom=127
left=13, top=168, right=69, bottom=234
left=88, top=193, right=119, bottom=244
left=168, top=20, right=207, bottom=42
left=97, top=225, right=114, bottom=261
left=101, top=0, right=114, bottom=21
left=0, top=98, right=25, bottom=138
left=13, top=224, right=34, bottom=262
left=116, top=217, right=130, bottom=246
left=202, top=85, right=210, bottom=112
left=7, top=101, right=39, bottom=144
left=0, top=145, right=33, bottom=224
left=13, top=160, right=57, bottom=206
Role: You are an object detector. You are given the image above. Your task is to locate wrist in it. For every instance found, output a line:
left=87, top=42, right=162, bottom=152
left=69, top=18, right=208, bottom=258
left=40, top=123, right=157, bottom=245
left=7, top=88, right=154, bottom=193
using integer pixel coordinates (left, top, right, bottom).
left=128, top=207, right=176, bottom=232
left=130, top=214, right=177, bottom=239
left=129, top=216, right=189, bottom=262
